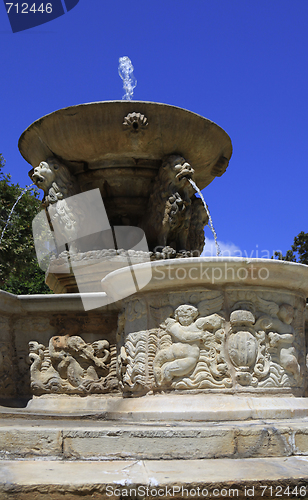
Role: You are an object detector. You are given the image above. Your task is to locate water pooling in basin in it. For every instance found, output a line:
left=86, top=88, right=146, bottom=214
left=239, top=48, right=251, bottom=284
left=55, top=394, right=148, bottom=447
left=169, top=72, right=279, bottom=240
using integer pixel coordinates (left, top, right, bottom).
left=0, top=183, right=35, bottom=246
left=188, top=179, right=221, bottom=256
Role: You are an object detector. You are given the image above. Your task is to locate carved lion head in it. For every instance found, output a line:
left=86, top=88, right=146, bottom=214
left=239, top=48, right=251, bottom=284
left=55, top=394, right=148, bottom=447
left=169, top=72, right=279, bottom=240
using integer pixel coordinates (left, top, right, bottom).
left=32, top=158, right=79, bottom=205
left=161, top=155, right=195, bottom=193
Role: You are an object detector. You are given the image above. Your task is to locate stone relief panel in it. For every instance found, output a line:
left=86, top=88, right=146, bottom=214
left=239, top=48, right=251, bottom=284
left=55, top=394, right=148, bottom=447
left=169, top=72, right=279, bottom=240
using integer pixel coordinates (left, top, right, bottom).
left=50, top=313, right=118, bottom=343
left=118, top=288, right=306, bottom=396
left=257, top=303, right=302, bottom=388
left=15, top=287, right=306, bottom=398
left=153, top=303, right=232, bottom=390
left=226, top=289, right=305, bottom=391
left=19, top=312, right=118, bottom=396
left=118, top=290, right=232, bottom=394
left=29, top=334, right=117, bottom=395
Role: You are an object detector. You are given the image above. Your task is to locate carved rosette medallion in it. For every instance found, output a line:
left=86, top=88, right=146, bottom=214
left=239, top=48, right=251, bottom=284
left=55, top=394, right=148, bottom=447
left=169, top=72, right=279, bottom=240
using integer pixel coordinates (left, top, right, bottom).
left=122, top=112, right=148, bottom=132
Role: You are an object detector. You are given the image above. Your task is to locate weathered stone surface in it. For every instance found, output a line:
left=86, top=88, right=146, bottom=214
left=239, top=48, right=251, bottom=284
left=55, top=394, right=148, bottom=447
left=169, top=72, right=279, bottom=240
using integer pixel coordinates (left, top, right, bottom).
left=62, top=426, right=235, bottom=460
left=235, top=426, right=292, bottom=458
left=294, top=428, right=308, bottom=454
left=0, top=317, right=18, bottom=398
left=15, top=393, right=308, bottom=421
left=0, top=457, right=308, bottom=499
left=0, top=427, right=62, bottom=458
left=0, top=417, right=307, bottom=461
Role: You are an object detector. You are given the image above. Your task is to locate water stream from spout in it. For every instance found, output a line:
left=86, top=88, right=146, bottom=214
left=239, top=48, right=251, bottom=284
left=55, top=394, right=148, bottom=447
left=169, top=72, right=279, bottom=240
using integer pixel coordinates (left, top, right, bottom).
left=118, top=56, right=137, bottom=100
left=188, top=179, right=221, bottom=256
left=0, top=183, right=35, bottom=247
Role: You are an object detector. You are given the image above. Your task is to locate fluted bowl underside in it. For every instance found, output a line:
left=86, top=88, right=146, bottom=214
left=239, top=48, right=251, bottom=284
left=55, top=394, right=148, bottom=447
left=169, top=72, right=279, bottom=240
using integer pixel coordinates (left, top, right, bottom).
left=19, top=101, right=232, bottom=190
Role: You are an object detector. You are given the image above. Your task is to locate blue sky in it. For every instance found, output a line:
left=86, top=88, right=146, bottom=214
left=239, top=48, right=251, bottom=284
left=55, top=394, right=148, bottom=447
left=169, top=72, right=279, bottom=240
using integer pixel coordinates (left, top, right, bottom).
left=0, top=0, right=308, bottom=258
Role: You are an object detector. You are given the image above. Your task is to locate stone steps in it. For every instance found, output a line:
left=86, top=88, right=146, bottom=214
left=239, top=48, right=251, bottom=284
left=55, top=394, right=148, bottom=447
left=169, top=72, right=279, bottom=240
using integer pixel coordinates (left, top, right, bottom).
left=1, top=417, right=308, bottom=461
left=0, top=457, right=308, bottom=499
left=2, top=394, right=308, bottom=421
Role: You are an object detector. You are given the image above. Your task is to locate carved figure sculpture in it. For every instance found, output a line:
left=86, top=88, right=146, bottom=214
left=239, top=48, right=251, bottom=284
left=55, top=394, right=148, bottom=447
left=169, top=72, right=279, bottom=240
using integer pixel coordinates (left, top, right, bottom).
left=153, top=304, right=224, bottom=386
left=140, top=155, right=208, bottom=253
left=227, top=298, right=301, bottom=388
left=49, top=335, right=109, bottom=388
left=264, top=304, right=300, bottom=381
left=32, top=158, right=80, bottom=252
left=29, top=340, right=63, bottom=393
left=29, top=335, right=118, bottom=394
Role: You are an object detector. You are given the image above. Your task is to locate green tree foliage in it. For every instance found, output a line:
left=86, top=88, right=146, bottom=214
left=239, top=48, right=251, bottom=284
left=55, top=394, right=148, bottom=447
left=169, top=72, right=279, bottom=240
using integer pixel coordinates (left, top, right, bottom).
left=273, top=232, right=308, bottom=265
left=0, top=154, right=52, bottom=294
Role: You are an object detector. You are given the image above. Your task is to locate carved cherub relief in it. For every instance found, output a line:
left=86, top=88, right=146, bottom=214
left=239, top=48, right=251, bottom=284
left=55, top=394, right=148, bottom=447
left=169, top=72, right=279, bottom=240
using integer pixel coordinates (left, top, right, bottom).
left=153, top=304, right=226, bottom=387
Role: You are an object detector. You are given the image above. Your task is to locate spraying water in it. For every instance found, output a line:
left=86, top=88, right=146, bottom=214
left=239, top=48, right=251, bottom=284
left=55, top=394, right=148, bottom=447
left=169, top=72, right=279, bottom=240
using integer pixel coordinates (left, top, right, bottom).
left=118, top=56, right=137, bottom=100
left=0, top=183, right=35, bottom=246
left=188, top=179, right=221, bottom=256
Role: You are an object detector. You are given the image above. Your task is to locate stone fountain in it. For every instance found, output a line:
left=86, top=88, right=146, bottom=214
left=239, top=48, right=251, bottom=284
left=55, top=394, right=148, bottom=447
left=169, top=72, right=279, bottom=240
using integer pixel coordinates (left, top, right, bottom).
left=1, top=101, right=308, bottom=499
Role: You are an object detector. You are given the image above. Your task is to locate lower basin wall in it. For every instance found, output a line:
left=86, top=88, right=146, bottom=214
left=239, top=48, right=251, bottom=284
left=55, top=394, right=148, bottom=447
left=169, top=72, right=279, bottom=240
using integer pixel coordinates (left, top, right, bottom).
left=0, top=279, right=308, bottom=403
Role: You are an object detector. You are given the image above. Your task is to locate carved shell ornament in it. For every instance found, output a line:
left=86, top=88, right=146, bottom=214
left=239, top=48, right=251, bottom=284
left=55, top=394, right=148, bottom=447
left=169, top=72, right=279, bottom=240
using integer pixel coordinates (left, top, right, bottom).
left=123, top=112, right=148, bottom=132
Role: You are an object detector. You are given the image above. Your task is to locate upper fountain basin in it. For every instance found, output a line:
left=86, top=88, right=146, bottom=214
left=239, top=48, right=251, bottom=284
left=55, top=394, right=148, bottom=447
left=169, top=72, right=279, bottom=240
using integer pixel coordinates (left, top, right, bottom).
left=18, top=101, right=232, bottom=191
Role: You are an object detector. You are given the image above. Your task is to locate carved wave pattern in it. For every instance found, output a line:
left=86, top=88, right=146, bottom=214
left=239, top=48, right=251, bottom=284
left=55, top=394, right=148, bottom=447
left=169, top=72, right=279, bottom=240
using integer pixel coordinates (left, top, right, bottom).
left=123, top=331, right=147, bottom=389
left=123, top=330, right=158, bottom=391
left=173, top=345, right=232, bottom=390
left=147, top=330, right=159, bottom=386
left=258, top=361, right=292, bottom=388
